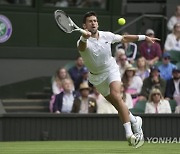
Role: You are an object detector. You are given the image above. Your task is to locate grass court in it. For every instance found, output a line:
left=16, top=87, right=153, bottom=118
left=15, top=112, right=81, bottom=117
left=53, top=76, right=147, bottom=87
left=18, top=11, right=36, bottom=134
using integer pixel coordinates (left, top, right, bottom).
left=0, top=141, right=179, bottom=154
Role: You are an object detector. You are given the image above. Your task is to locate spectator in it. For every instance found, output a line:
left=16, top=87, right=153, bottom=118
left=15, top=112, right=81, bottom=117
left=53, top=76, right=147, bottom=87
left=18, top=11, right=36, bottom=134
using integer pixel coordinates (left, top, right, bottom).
left=122, top=64, right=143, bottom=106
left=52, top=78, right=77, bottom=113
left=120, top=83, right=133, bottom=109
left=139, top=29, right=162, bottom=66
left=164, top=22, right=180, bottom=52
left=115, top=32, right=137, bottom=64
left=71, top=82, right=97, bottom=113
left=139, top=66, right=166, bottom=101
left=135, top=56, right=150, bottom=81
left=90, top=86, right=118, bottom=113
left=75, top=67, right=91, bottom=90
left=118, top=54, right=129, bottom=77
left=68, top=56, right=86, bottom=88
left=158, top=52, right=177, bottom=81
left=114, top=47, right=125, bottom=65
left=52, top=67, right=73, bottom=95
left=165, top=67, right=180, bottom=105
left=167, top=5, right=180, bottom=32
left=145, top=88, right=172, bottom=114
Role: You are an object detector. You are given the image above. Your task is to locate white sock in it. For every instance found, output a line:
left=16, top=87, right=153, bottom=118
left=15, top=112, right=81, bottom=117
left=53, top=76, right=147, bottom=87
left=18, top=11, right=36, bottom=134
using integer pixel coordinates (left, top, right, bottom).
left=123, top=122, right=133, bottom=138
left=129, top=112, right=137, bottom=124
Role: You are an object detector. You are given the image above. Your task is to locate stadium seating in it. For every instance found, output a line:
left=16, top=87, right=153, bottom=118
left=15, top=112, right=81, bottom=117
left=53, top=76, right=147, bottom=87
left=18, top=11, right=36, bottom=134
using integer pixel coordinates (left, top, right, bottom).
left=167, top=51, right=180, bottom=64
left=0, top=76, right=52, bottom=113
left=1, top=99, right=49, bottom=113
left=169, top=99, right=177, bottom=113
left=154, top=60, right=163, bottom=67
left=176, top=62, right=180, bottom=68
left=130, top=100, right=147, bottom=114
left=0, top=100, right=6, bottom=114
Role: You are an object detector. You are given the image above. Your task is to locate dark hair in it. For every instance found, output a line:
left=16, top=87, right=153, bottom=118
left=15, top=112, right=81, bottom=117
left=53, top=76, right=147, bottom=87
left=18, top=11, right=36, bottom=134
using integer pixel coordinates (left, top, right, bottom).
left=83, top=11, right=97, bottom=23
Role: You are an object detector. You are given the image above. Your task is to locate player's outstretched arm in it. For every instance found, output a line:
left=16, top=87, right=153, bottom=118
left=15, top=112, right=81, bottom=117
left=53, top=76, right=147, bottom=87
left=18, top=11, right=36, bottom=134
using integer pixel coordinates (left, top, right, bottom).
left=121, top=35, right=160, bottom=43
left=145, top=36, right=161, bottom=43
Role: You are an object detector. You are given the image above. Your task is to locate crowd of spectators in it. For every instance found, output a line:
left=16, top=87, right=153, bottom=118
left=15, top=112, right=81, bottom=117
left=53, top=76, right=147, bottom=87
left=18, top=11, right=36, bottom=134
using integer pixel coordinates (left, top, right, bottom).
left=49, top=5, right=180, bottom=114
left=43, top=0, right=106, bottom=9
left=50, top=52, right=179, bottom=114
left=0, top=0, right=107, bottom=9
left=1, top=1, right=179, bottom=115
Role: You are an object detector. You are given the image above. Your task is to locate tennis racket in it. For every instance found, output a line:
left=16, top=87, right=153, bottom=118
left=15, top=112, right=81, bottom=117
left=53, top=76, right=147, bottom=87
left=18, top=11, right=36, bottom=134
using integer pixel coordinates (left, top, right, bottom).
left=54, top=10, right=87, bottom=35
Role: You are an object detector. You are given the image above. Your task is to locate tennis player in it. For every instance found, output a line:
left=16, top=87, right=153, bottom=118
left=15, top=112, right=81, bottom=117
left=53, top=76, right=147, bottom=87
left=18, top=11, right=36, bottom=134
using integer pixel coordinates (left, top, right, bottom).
left=77, top=11, right=160, bottom=148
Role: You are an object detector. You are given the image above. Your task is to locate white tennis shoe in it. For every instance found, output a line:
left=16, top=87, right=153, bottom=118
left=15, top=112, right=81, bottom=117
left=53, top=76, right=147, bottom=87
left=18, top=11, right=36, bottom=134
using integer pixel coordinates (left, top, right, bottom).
left=134, top=133, right=144, bottom=148
left=127, top=134, right=136, bottom=146
left=127, top=133, right=144, bottom=148
left=131, top=116, right=144, bottom=148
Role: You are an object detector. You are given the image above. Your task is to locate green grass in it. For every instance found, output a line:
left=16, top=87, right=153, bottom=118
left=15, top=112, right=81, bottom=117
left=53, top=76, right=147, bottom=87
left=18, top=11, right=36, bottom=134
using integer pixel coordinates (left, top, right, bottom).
left=0, top=141, right=179, bottom=154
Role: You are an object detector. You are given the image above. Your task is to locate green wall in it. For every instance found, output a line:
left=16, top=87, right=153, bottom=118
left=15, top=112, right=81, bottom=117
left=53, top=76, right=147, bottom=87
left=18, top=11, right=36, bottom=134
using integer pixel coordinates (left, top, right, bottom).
left=0, top=0, right=168, bottom=59
left=0, top=0, right=122, bottom=59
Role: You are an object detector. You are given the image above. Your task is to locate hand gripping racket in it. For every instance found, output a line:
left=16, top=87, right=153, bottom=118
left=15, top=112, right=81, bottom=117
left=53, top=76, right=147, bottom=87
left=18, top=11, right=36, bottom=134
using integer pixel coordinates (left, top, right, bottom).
left=54, top=10, right=87, bottom=35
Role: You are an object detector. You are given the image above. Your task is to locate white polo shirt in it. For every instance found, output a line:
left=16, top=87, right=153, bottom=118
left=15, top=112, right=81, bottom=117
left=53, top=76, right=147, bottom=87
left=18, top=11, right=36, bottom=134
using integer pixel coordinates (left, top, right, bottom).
left=78, top=31, right=122, bottom=74
left=77, top=31, right=122, bottom=85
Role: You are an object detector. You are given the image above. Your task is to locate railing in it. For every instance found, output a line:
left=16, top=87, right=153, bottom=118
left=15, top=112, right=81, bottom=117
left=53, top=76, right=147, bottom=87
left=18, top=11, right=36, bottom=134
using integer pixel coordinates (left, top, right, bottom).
left=114, top=14, right=167, bottom=44
left=0, top=113, right=180, bottom=141
left=114, top=14, right=167, bottom=33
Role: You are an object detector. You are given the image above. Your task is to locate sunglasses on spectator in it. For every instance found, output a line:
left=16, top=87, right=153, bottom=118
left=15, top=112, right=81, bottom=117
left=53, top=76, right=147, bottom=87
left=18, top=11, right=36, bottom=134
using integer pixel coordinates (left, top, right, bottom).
left=153, top=93, right=160, bottom=96
left=163, top=57, right=170, bottom=60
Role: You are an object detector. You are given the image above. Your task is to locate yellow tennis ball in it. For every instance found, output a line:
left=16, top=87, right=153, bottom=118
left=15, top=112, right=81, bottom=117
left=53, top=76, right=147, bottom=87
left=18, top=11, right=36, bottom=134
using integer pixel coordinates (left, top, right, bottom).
left=118, top=18, right=126, bottom=25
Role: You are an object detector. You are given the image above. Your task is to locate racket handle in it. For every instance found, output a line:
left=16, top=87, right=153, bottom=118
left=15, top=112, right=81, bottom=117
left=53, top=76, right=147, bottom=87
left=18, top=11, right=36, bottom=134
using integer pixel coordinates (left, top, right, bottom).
left=79, top=29, right=88, bottom=35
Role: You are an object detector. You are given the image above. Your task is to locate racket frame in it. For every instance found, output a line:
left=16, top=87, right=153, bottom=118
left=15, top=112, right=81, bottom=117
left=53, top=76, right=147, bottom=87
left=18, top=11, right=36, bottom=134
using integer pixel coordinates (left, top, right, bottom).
left=54, top=10, right=87, bottom=35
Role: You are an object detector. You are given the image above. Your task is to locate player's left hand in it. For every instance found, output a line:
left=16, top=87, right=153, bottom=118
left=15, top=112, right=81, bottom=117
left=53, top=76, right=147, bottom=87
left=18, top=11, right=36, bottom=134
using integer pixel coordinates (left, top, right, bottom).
left=145, top=36, right=160, bottom=43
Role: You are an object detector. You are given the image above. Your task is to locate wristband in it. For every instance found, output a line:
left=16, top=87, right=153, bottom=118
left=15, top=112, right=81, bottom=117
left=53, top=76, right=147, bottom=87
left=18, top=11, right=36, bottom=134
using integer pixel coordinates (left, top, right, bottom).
left=138, top=35, right=146, bottom=41
left=80, top=36, right=87, bottom=43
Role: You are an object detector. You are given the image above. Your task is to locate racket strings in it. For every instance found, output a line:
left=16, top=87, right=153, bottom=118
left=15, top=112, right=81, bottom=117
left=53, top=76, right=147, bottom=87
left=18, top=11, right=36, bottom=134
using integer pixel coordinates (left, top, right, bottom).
left=55, top=13, right=73, bottom=33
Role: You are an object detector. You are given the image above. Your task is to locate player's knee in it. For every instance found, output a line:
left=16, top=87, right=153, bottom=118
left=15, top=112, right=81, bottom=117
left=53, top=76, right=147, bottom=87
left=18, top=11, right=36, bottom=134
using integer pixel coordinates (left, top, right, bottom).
left=110, top=90, right=121, bottom=101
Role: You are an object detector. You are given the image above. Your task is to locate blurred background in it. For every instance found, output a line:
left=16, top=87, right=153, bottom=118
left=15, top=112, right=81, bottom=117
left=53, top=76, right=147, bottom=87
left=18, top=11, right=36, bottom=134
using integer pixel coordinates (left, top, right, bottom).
left=0, top=0, right=180, bottom=142
left=0, top=0, right=178, bottom=87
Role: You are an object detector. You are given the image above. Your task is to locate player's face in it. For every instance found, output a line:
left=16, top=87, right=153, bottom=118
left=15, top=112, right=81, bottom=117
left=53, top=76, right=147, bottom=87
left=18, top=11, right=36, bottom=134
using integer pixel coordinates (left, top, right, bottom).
left=83, top=16, right=99, bottom=35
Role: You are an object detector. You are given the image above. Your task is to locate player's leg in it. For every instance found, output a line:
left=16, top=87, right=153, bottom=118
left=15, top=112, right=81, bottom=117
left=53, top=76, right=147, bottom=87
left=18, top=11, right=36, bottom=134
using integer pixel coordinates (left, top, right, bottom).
left=95, top=79, right=134, bottom=139
left=104, top=81, right=144, bottom=148
left=93, top=66, right=144, bottom=147
left=104, top=81, right=133, bottom=137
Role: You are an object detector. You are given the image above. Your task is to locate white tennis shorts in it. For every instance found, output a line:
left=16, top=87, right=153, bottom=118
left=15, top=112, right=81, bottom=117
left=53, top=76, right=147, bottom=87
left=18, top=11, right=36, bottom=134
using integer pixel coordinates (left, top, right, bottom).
left=91, top=66, right=121, bottom=97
